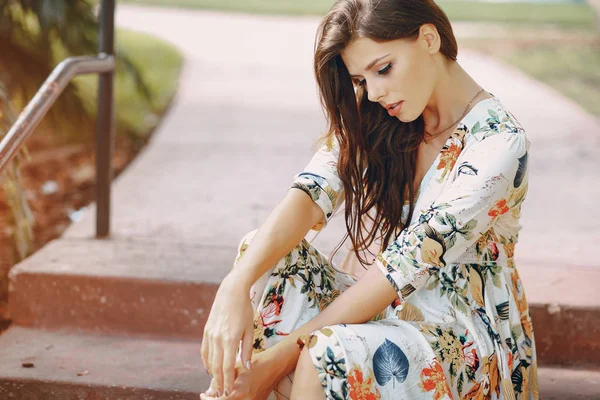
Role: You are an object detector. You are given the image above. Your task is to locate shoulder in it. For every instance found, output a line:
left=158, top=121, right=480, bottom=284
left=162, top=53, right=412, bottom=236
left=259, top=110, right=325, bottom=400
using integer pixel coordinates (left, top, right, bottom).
left=461, top=97, right=530, bottom=156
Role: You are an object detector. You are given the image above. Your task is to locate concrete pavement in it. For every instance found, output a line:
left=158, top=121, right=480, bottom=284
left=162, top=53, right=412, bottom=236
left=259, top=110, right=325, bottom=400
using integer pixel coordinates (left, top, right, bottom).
left=67, top=5, right=600, bottom=271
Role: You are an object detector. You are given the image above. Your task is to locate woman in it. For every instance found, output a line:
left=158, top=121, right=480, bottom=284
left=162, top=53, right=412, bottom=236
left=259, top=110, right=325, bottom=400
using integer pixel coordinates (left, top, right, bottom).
left=201, top=0, right=538, bottom=399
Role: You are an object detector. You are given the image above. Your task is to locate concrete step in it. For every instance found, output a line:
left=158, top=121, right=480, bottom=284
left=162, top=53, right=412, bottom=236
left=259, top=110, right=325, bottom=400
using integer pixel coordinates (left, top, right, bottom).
left=539, top=366, right=600, bottom=400
left=7, top=238, right=234, bottom=339
left=517, top=262, right=600, bottom=368
left=0, top=327, right=598, bottom=399
left=0, top=326, right=210, bottom=399
left=8, top=238, right=600, bottom=368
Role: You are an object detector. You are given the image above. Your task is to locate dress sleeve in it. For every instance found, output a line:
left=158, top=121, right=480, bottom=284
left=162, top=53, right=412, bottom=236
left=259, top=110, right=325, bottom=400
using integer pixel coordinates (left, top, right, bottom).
left=375, top=132, right=530, bottom=300
left=290, top=135, right=344, bottom=231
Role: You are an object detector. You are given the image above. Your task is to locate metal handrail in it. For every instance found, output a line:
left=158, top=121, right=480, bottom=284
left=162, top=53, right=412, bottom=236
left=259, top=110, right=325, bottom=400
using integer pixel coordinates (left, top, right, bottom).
left=0, top=0, right=116, bottom=238
left=0, top=56, right=114, bottom=171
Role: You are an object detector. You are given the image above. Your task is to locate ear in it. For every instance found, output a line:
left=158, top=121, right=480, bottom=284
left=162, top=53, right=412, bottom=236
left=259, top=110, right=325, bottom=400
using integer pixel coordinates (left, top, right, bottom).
left=418, top=24, right=441, bottom=55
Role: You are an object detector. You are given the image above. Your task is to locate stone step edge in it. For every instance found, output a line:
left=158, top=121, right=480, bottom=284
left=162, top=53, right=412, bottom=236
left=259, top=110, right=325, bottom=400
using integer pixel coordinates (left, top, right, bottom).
left=6, top=237, right=600, bottom=367
left=8, top=268, right=600, bottom=368
left=0, top=378, right=200, bottom=400
left=0, top=326, right=599, bottom=400
left=0, top=326, right=209, bottom=400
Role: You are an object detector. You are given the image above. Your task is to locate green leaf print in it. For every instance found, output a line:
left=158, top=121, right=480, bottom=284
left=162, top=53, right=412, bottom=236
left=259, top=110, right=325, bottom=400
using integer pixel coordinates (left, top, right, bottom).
left=489, top=109, right=499, bottom=121
left=434, top=213, right=477, bottom=252
left=511, top=323, right=523, bottom=340
left=446, top=213, right=457, bottom=227
left=330, top=391, right=345, bottom=400
left=457, top=371, right=464, bottom=395
left=437, top=270, right=470, bottom=315
left=471, top=121, right=482, bottom=134
left=463, top=218, right=477, bottom=233
left=435, top=214, right=447, bottom=226
left=446, top=234, right=458, bottom=251
left=323, top=346, right=347, bottom=380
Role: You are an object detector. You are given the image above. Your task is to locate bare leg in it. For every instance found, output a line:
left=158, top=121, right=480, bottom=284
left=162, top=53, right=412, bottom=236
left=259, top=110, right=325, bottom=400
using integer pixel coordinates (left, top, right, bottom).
left=290, top=348, right=325, bottom=400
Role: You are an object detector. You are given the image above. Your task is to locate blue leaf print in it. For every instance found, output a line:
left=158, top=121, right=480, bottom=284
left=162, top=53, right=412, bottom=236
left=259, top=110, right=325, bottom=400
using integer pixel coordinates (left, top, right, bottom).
left=372, top=339, right=409, bottom=387
left=513, top=152, right=528, bottom=188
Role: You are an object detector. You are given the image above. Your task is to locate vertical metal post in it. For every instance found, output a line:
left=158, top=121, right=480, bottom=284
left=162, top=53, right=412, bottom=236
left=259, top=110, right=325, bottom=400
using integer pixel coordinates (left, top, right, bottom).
left=95, top=0, right=115, bottom=238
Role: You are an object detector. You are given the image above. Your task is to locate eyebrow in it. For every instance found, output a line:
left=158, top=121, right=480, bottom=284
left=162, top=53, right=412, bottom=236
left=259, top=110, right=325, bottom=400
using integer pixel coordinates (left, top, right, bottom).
left=349, top=54, right=390, bottom=78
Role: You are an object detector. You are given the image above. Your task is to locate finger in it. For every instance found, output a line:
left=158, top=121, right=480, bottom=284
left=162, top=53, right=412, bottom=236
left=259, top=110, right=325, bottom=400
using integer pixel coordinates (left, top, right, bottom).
left=240, top=321, right=254, bottom=371
left=201, top=335, right=210, bottom=374
left=222, top=343, right=237, bottom=397
left=210, top=341, right=224, bottom=396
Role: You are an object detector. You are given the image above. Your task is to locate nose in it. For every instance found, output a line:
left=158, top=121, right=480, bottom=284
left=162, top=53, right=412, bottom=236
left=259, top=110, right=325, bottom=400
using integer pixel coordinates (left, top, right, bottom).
left=366, top=79, right=386, bottom=103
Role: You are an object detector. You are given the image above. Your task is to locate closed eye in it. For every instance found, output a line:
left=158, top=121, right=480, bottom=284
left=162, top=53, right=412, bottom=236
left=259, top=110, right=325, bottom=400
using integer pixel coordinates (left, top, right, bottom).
left=378, top=63, right=392, bottom=75
left=458, top=162, right=478, bottom=176
left=352, top=63, right=392, bottom=87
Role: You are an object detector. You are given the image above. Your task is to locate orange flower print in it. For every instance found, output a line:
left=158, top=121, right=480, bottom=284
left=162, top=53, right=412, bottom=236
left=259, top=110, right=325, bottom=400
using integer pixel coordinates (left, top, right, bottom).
left=507, top=352, right=514, bottom=372
left=488, top=199, right=510, bottom=219
left=437, top=143, right=462, bottom=182
left=463, top=382, right=485, bottom=400
left=420, top=359, right=452, bottom=400
left=348, top=367, right=381, bottom=400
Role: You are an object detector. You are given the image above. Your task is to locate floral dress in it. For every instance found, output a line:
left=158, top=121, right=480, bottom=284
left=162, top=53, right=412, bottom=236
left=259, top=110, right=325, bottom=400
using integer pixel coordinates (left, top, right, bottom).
left=236, top=96, right=538, bottom=399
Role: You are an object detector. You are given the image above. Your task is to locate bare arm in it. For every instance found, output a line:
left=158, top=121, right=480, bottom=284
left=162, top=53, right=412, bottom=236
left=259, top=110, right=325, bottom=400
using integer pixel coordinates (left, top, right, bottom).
left=233, top=188, right=325, bottom=291
left=202, top=187, right=326, bottom=395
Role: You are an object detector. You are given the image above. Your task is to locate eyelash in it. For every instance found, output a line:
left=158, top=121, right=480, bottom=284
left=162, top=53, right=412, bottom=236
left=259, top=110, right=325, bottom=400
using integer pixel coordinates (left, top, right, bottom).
left=355, top=62, right=393, bottom=87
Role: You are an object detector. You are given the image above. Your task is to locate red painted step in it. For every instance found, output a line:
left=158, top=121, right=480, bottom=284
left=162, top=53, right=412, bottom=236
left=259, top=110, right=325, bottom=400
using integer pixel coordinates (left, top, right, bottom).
left=8, top=238, right=234, bottom=339
left=0, top=327, right=598, bottom=399
left=0, top=326, right=210, bottom=399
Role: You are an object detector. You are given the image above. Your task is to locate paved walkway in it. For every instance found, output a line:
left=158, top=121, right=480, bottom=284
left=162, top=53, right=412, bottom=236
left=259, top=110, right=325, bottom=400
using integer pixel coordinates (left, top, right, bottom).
left=66, top=6, right=600, bottom=277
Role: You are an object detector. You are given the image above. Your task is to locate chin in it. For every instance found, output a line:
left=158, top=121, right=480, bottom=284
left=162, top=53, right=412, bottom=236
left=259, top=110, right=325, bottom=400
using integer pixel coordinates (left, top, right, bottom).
left=397, top=112, right=417, bottom=123
left=396, top=107, right=421, bottom=123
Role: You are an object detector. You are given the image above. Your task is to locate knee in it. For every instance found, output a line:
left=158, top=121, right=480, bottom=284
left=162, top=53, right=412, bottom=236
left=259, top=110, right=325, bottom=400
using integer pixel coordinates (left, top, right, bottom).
left=296, top=346, right=315, bottom=373
left=292, top=343, right=325, bottom=398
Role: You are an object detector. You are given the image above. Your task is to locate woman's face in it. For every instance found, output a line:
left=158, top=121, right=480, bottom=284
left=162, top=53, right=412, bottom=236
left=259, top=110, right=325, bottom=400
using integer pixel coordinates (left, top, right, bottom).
left=341, top=26, right=439, bottom=123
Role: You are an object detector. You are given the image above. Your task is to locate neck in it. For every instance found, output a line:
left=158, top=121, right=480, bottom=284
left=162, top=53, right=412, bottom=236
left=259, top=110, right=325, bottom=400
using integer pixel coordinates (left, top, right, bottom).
left=422, top=61, right=483, bottom=142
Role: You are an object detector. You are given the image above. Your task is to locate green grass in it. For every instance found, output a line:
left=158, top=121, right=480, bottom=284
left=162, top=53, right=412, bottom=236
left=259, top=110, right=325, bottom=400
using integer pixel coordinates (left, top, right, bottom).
left=502, top=45, right=600, bottom=116
left=120, top=0, right=596, bottom=28
left=74, top=29, right=184, bottom=139
left=441, top=1, right=595, bottom=28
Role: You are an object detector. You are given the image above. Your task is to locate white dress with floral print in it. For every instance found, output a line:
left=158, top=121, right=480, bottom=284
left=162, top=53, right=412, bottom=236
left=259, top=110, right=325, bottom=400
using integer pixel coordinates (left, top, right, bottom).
left=237, top=96, right=538, bottom=400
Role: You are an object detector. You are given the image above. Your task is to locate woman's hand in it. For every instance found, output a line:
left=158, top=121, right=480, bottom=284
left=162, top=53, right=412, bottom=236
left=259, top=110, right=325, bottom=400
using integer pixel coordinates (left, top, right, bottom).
left=200, top=351, right=278, bottom=400
left=201, top=273, right=255, bottom=397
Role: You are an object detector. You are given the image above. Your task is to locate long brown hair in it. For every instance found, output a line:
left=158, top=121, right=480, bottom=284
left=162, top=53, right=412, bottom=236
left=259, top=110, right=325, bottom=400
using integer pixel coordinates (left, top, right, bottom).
left=314, top=0, right=458, bottom=266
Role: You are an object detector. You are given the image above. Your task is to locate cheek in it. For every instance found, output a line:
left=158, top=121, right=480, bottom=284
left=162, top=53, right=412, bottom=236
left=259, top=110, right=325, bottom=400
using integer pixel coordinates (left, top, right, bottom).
left=406, top=57, right=436, bottom=109
left=392, top=54, right=430, bottom=97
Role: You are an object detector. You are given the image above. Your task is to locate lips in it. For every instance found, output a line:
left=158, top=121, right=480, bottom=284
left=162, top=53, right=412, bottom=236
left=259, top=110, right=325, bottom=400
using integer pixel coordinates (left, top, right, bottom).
left=385, top=101, right=403, bottom=117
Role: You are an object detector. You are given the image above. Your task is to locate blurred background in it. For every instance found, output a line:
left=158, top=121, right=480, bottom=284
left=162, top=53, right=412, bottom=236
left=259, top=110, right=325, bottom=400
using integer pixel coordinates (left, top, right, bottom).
left=121, top=0, right=600, bottom=115
left=0, top=0, right=184, bottom=318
